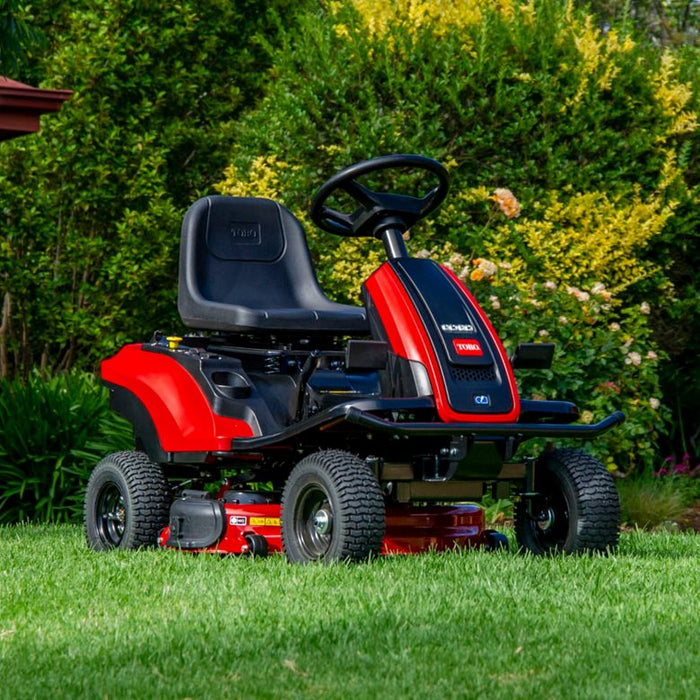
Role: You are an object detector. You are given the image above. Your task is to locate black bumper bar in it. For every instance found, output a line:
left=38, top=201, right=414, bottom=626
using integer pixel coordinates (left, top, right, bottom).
left=227, top=398, right=624, bottom=451
left=344, top=407, right=626, bottom=438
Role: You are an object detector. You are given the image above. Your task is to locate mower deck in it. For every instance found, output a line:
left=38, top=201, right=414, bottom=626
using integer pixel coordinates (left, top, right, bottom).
left=158, top=497, right=493, bottom=556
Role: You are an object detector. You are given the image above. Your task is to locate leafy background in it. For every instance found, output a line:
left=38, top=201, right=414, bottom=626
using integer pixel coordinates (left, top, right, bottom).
left=0, top=0, right=699, bottom=520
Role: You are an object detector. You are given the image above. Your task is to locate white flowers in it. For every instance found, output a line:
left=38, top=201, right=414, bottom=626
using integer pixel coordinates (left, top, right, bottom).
left=591, top=282, right=612, bottom=302
left=566, top=285, right=590, bottom=302
left=625, top=351, right=642, bottom=366
left=640, top=301, right=651, bottom=314
left=649, top=397, right=660, bottom=410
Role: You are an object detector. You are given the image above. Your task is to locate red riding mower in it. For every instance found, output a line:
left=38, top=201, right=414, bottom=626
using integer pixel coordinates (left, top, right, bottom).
left=84, top=154, right=623, bottom=562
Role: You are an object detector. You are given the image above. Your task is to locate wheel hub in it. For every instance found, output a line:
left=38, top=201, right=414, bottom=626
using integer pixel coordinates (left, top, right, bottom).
left=536, top=506, right=556, bottom=533
left=97, top=483, right=127, bottom=546
left=312, top=508, right=332, bottom=535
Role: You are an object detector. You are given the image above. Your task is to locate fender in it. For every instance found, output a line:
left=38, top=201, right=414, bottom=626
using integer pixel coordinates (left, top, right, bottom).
left=363, top=259, right=520, bottom=423
left=101, top=344, right=254, bottom=455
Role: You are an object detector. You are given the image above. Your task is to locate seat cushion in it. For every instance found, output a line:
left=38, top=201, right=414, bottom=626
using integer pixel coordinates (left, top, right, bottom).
left=178, top=196, right=369, bottom=334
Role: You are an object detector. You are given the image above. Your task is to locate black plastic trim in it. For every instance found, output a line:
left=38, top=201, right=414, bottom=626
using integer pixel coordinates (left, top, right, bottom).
left=227, top=397, right=435, bottom=451
left=104, top=381, right=168, bottom=463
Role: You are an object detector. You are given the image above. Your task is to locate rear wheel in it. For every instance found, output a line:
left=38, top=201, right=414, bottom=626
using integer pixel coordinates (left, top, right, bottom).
left=515, top=448, right=620, bottom=554
left=84, top=451, right=171, bottom=551
left=281, top=450, right=385, bottom=563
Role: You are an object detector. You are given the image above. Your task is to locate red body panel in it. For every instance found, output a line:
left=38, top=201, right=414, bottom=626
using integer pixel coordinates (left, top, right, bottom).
left=364, top=263, right=520, bottom=423
left=101, top=344, right=253, bottom=452
left=159, top=503, right=487, bottom=555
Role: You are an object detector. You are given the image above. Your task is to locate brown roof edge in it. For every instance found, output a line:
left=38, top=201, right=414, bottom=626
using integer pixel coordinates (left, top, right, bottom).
left=0, top=76, right=72, bottom=141
left=0, top=76, right=73, bottom=112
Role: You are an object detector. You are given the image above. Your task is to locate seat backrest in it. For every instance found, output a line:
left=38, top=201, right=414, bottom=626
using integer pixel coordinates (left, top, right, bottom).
left=177, top=196, right=368, bottom=334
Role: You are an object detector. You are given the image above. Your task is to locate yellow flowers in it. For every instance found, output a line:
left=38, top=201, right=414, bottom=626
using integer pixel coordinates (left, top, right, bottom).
left=343, top=0, right=511, bottom=38
left=562, top=15, right=636, bottom=109
left=333, top=23, right=351, bottom=39
left=484, top=189, right=675, bottom=293
left=653, top=52, right=698, bottom=138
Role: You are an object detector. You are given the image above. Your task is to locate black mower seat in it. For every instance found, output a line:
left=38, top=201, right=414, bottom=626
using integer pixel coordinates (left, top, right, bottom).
left=178, top=196, right=369, bottom=335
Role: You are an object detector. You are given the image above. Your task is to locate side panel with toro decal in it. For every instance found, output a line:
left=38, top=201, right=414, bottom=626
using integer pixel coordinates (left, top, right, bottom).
left=363, top=259, right=519, bottom=422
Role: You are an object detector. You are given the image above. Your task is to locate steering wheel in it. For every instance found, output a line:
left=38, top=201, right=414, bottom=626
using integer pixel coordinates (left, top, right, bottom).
left=309, top=154, right=450, bottom=238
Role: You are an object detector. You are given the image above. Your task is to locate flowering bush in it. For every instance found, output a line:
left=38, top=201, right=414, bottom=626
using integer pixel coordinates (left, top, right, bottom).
left=656, top=454, right=700, bottom=479
left=215, top=0, right=698, bottom=472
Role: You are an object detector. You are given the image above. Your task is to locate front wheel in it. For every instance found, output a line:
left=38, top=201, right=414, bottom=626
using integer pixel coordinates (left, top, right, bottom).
left=281, top=450, right=385, bottom=563
left=84, top=451, right=171, bottom=551
left=515, top=448, right=620, bottom=554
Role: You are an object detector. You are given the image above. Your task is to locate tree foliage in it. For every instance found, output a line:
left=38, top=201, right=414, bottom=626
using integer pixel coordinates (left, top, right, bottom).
left=0, top=0, right=298, bottom=375
left=0, top=0, right=42, bottom=76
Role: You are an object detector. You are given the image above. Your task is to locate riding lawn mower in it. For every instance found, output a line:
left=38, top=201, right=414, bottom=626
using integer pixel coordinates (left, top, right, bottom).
left=84, top=154, right=623, bottom=563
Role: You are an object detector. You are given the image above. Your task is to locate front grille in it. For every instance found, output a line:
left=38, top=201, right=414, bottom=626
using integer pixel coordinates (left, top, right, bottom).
left=450, top=365, right=497, bottom=383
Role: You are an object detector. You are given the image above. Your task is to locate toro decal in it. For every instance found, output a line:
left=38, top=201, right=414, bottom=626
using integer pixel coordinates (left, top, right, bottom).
left=452, top=339, right=483, bottom=356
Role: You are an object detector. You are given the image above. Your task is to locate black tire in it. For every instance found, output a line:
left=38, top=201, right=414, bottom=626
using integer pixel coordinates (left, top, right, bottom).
left=84, top=451, right=171, bottom=551
left=281, top=450, right=385, bottom=563
left=515, top=448, right=620, bottom=554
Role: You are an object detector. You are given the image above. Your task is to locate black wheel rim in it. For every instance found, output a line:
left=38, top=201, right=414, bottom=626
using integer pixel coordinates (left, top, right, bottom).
left=530, top=477, right=570, bottom=550
left=95, top=482, right=127, bottom=547
left=293, top=483, right=334, bottom=560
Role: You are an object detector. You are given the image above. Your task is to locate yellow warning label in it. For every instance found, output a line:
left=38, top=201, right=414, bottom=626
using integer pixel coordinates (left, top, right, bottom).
left=249, top=517, right=280, bottom=527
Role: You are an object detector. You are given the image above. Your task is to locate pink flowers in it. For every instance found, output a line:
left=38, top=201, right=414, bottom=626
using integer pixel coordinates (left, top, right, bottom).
left=655, top=454, right=700, bottom=478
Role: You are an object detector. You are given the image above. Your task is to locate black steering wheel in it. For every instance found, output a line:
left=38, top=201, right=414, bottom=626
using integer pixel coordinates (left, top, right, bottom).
left=309, top=154, right=450, bottom=238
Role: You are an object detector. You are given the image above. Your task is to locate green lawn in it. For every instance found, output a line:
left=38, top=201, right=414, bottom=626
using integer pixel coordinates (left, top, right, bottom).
left=0, top=525, right=698, bottom=699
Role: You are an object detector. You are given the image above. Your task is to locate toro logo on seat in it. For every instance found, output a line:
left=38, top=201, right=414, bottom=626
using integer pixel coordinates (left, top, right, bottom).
left=453, top=339, right=483, bottom=356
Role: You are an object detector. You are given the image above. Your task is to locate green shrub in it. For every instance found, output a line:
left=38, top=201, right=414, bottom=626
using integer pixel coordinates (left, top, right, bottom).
left=0, top=372, right=132, bottom=523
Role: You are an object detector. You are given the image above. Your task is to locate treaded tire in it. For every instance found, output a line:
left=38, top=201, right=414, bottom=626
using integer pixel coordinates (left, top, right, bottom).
left=84, top=451, right=171, bottom=551
left=515, top=448, right=620, bottom=554
left=281, top=450, right=385, bottom=564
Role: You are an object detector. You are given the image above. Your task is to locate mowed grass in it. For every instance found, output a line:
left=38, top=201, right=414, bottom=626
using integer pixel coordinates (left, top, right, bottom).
left=0, top=525, right=698, bottom=699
